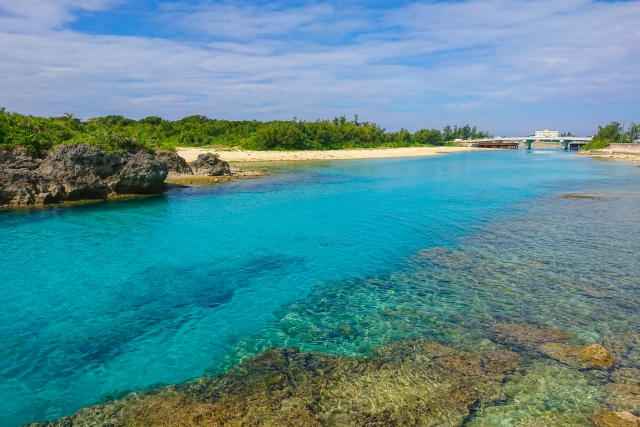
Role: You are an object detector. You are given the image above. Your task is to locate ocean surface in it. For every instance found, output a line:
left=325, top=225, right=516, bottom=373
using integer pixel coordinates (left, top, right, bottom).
left=1, top=148, right=639, bottom=426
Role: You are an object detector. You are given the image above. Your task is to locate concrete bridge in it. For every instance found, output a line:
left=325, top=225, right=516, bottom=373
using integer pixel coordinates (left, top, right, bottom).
left=462, top=136, right=593, bottom=150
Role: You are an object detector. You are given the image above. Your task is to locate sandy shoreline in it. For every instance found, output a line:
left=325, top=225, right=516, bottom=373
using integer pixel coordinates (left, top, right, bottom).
left=578, top=151, right=640, bottom=162
left=176, top=146, right=476, bottom=163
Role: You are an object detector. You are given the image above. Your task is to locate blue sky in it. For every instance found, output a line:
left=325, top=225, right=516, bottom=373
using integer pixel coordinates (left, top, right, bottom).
left=1, top=0, right=639, bottom=135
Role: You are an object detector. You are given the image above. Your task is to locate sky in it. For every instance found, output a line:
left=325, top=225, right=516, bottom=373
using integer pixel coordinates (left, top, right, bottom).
left=0, top=0, right=639, bottom=135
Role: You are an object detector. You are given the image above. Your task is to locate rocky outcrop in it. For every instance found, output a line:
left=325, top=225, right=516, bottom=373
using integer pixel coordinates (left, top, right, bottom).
left=156, top=150, right=194, bottom=176
left=590, top=411, right=640, bottom=427
left=160, top=151, right=265, bottom=185
left=190, top=153, right=231, bottom=176
left=539, top=343, right=614, bottom=370
left=1, top=144, right=168, bottom=207
left=156, top=151, right=232, bottom=178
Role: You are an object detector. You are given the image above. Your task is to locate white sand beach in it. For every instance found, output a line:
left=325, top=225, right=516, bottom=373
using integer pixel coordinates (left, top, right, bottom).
left=176, top=146, right=476, bottom=163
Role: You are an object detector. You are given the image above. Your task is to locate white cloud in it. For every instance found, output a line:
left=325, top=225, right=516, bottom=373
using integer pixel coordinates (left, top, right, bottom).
left=0, top=0, right=638, bottom=134
left=164, top=2, right=336, bottom=40
left=0, top=0, right=123, bottom=32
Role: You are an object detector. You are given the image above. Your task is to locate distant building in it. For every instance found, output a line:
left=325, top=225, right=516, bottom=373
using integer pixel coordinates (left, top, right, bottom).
left=535, top=130, right=559, bottom=138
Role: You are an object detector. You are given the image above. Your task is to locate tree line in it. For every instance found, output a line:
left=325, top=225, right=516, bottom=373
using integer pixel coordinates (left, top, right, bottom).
left=0, top=108, right=491, bottom=155
left=582, top=121, right=640, bottom=150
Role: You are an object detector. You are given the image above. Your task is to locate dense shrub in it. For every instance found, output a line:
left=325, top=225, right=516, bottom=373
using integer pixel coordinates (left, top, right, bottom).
left=582, top=122, right=622, bottom=150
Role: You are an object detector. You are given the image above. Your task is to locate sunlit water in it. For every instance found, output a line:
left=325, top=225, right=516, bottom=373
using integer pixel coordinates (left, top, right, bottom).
left=1, top=149, right=639, bottom=426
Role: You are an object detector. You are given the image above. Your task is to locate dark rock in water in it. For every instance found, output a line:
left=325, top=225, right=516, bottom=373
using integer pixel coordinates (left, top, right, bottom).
left=538, top=343, right=614, bottom=370
left=23, top=340, right=522, bottom=427
left=559, top=194, right=602, bottom=200
left=589, top=411, right=640, bottom=427
left=491, top=323, right=571, bottom=347
left=190, top=153, right=231, bottom=176
left=156, top=150, right=193, bottom=176
left=0, top=144, right=168, bottom=207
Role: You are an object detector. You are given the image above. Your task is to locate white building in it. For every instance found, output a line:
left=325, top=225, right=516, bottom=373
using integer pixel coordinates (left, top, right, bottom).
left=535, top=130, right=559, bottom=138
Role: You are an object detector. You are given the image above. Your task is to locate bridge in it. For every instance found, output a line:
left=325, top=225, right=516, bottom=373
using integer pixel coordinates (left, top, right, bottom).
left=461, top=136, right=593, bottom=150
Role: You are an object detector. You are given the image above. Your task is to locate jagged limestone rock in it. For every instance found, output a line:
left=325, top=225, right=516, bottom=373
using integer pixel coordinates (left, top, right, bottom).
left=190, top=153, right=231, bottom=176
left=0, top=144, right=168, bottom=207
left=156, top=150, right=194, bottom=176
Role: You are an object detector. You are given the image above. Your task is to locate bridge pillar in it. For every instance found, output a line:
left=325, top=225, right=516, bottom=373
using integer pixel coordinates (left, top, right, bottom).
left=524, top=140, right=534, bottom=149
left=560, top=140, right=569, bottom=150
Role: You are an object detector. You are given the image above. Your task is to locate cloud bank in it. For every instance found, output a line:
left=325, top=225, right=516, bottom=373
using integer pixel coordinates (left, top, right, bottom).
left=0, top=0, right=638, bottom=134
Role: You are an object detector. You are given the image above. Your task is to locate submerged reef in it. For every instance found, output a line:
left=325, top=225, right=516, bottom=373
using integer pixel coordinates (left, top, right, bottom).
left=26, top=340, right=522, bottom=427
left=18, top=192, right=640, bottom=426
left=24, top=329, right=639, bottom=427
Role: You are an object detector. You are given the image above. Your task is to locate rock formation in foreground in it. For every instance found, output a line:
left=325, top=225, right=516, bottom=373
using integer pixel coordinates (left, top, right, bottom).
left=1, top=144, right=168, bottom=207
left=1, top=146, right=261, bottom=208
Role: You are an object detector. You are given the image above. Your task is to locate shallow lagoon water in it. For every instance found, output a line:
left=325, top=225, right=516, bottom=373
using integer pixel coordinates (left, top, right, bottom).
left=1, top=149, right=639, bottom=426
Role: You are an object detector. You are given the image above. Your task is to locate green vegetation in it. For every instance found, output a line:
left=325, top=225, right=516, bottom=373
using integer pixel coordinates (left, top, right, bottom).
left=0, top=108, right=490, bottom=156
left=443, top=124, right=491, bottom=142
left=582, top=121, right=640, bottom=150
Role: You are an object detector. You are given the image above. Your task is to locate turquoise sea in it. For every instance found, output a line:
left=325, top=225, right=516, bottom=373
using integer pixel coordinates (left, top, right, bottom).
left=1, top=149, right=639, bottom=426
